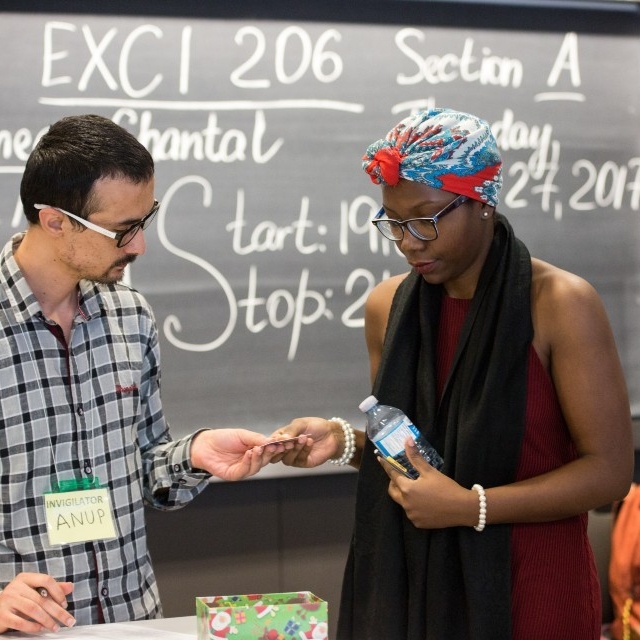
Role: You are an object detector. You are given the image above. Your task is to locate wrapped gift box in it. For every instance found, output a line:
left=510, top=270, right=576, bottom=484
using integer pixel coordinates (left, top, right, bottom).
left=196, top=591, right=328, bottom=639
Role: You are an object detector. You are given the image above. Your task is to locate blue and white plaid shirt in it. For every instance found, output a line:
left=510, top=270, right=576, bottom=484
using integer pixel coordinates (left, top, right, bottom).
left=0, top=234, right=210, bottom=625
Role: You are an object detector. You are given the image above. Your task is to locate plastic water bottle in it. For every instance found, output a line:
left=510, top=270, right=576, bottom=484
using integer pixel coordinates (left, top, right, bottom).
left=359, top=395, right=444, bottom=479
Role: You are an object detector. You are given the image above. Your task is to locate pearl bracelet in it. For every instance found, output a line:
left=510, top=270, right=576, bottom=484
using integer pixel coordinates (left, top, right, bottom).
left=472, top=484, right=487, bottom=532
left=328, top=417, right=356, bottom=466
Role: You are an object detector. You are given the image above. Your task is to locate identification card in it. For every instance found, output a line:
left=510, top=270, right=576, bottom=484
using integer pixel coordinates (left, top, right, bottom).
left=44, top=486, right=117, bottom=545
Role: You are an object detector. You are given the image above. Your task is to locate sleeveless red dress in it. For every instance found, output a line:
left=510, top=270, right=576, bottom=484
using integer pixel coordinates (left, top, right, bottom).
left=437, top=295, right=601, bottom=640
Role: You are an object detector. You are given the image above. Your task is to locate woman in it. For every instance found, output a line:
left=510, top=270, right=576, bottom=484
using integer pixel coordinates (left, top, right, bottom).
left=273, top=108, right=633, bottom=639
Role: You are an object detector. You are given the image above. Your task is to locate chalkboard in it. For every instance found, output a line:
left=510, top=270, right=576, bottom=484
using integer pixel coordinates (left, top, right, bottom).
left=0, top=4, right=638, bottom=454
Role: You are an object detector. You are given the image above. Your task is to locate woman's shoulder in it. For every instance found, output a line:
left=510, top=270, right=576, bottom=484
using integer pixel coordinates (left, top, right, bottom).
left=530, top=257, right=610, bottom=364
left=366, top=272, right=410, bottom=312
left=531, top=257, right=600, bottom=309
left=364, top=272, right=410, bottom=347
left=371, top=271, right=410, bottom=296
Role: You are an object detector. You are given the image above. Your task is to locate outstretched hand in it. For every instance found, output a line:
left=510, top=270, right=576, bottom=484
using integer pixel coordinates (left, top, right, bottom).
left=190, top=428, right=306, bottom=481
left=268, top=417, right=346, bottom=469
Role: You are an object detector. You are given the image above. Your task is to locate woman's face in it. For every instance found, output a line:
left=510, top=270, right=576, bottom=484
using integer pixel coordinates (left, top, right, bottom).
left=380, top=179, right=494, bottom=298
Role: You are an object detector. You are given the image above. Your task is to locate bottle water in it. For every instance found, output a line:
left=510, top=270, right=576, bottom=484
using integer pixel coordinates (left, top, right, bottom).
left=359, top=395, right=443, bottom=479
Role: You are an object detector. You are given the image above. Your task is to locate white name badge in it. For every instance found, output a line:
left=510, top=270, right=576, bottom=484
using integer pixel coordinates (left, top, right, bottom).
left=44, top=488, right=117, bottom=545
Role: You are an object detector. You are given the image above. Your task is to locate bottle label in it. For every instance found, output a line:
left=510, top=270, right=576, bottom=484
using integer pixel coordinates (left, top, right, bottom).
left=372, top=417, right=419, bottom=457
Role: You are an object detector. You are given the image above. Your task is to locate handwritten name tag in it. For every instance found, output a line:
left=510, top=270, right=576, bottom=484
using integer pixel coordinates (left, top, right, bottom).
left=44, top=488, right=116, bottom=545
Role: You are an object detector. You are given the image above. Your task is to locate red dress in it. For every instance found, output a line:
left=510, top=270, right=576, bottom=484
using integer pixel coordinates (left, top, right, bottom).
left=437, top=296, right=601, bottom=640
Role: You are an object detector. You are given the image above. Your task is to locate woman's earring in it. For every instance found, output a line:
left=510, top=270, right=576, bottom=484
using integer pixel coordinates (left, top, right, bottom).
left=482, top=211, right=490, bottom=218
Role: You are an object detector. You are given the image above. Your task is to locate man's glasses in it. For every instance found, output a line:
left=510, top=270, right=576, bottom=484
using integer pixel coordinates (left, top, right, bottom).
left=34, top=200, right=160, bottom=248
left=372, top=194, right=469, bottom=242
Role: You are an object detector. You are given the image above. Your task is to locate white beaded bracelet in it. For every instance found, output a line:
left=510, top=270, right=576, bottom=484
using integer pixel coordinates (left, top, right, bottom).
left=472, top=484, right=487, bottom=532
left=328, top=417, right=356, bottom=466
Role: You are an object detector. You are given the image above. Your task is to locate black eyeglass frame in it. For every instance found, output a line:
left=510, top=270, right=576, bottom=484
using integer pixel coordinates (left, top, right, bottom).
left=372, top=194, right=469, bottom=242
left=113, top=200, right=160, bottom=247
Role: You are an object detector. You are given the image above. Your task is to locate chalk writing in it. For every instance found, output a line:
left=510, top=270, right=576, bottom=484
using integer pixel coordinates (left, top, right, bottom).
left=0, top=13, right=637, bottom=428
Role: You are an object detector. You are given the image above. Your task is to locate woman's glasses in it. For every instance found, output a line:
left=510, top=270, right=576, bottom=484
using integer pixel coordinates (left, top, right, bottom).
left=372, top=194, right=469, bottom=242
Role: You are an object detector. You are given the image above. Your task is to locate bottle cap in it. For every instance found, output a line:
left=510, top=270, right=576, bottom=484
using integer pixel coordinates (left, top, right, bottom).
left=358, top=395, right=378, bottom=413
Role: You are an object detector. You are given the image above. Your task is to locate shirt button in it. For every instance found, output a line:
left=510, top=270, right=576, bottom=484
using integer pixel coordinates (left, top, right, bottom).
left=173, top=464, right=181, bottom=473
left=84, top=463, right=92, bottom=475
left=101, top=587, right=108, bottom=597
left=77, top=406, right=84, bottom=416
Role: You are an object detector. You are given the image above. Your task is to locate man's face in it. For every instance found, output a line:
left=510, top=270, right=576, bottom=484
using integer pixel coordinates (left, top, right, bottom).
left=58, top=176, right=156, bottom=285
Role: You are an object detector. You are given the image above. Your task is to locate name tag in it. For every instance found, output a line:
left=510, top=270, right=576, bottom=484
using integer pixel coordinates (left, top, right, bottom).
left=44, top=487, right=117, bottom=545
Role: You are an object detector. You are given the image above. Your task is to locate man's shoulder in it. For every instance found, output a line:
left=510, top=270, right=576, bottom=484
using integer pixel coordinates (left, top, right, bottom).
left=84, top=281, right=155, bottom=319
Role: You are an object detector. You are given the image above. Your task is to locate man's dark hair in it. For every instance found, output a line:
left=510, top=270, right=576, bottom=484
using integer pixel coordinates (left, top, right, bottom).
left=20, top=114, right=154, bottom=225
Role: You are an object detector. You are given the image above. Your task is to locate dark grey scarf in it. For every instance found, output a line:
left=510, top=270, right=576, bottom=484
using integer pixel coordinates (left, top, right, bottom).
left=337, top=215, right=533, bottom=640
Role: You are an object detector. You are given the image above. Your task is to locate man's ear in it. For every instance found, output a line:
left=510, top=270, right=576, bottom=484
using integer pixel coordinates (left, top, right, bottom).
left=37, top=206, right=65, bottom=235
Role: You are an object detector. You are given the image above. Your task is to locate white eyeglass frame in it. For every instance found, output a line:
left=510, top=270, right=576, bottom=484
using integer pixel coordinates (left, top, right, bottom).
left=34, top=201, right=159, bottom=247
left=34, top=203, right=118, bottom=240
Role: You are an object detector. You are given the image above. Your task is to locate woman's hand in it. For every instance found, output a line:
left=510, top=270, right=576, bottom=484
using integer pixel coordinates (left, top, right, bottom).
left=379, top=440, right=478, bottom=529
left=269, top=418, right=349, bottom=468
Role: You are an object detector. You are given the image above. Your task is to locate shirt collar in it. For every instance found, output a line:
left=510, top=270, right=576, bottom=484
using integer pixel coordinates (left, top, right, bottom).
left=1, top=233, right=105, bottom=325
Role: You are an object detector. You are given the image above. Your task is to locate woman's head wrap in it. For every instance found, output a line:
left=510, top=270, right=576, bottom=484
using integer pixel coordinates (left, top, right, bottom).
left=362, top=108, right=502, bottom=206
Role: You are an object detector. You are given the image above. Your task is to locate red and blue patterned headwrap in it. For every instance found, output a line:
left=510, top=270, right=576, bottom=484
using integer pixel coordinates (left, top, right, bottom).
left=362, top=108, right=502, bottom=207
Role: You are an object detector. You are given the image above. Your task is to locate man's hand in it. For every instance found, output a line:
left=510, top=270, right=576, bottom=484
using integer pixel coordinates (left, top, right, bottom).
left=190, top=428, right=305, bottom=481
left=0, top=573, right=75, bottom=634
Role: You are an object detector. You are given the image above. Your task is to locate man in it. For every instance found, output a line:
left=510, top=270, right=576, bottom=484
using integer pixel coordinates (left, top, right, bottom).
left=0, top=114, right=288, bottom=634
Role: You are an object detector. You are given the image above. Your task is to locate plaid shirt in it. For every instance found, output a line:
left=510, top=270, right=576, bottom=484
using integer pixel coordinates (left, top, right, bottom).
left=0, top=234, right=210, bottom=625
